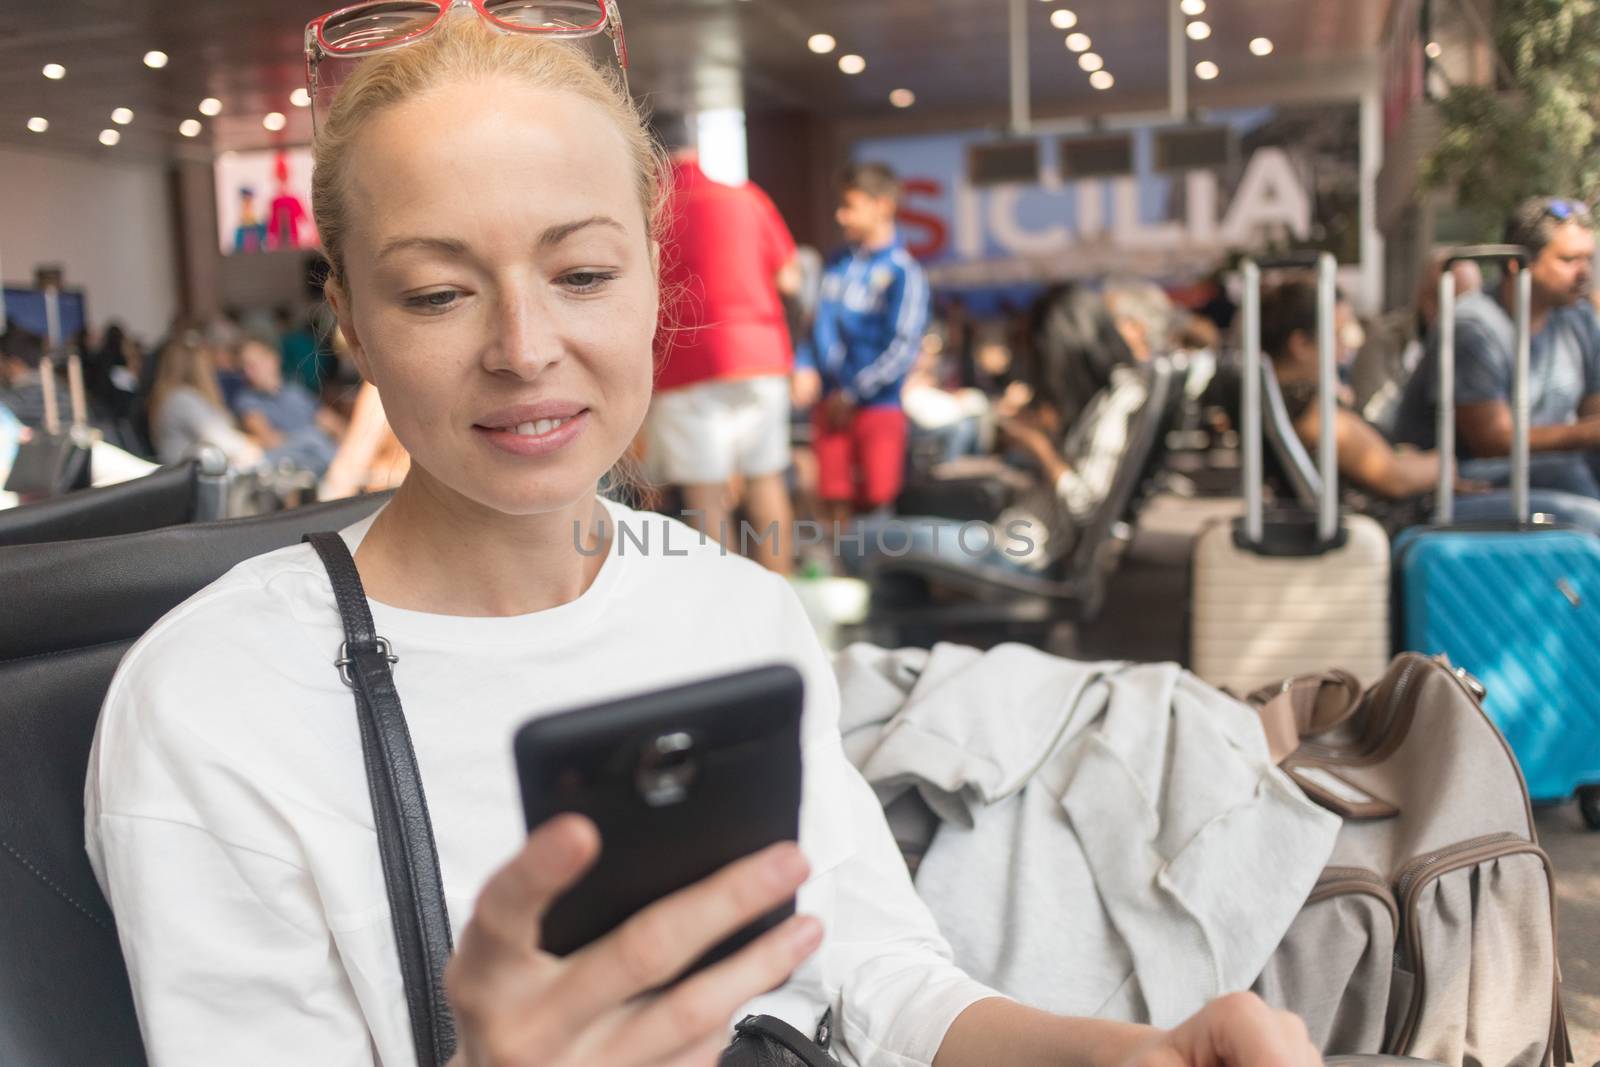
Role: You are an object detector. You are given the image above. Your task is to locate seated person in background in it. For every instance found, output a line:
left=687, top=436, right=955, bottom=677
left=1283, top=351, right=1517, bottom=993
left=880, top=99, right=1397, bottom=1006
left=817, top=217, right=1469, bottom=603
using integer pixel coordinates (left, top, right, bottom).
left=1395, top=196, right=1600, bottom=497
left=846, top=291, right=1150, bottom=575
left=317, top=380, right=410, bottom=499
left=148, top=336, right=263, bottom=469
left=902, top=328, right=993, bottom=468
left=235, top=338, right=343, bottom=477
left=1262, top=277, right=1600, bottom=533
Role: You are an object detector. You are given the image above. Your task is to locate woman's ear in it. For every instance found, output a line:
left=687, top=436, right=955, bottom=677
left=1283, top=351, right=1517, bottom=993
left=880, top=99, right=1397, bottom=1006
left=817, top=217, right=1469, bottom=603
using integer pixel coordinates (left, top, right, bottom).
left=323, top=275, right=371, bottom=383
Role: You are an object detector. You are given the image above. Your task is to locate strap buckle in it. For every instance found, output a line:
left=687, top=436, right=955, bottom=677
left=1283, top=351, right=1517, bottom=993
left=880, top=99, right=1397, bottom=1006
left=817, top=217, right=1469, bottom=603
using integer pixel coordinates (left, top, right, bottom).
left=336, top=637, right=398, bottom=687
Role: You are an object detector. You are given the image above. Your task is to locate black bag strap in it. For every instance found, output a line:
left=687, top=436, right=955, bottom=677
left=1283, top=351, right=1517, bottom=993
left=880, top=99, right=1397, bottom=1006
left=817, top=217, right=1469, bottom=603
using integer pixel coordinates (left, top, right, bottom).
left=731, top=1015, right=839, bottom=1067
left=305, top=531, right=458, bottom=1066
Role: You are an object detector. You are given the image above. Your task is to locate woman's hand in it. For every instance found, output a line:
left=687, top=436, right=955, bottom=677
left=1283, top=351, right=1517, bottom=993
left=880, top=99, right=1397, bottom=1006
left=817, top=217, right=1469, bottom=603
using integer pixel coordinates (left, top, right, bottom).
left=1120, top=993, right=1320, bottom=1067
left=446, top=815, right=821, bottom=1067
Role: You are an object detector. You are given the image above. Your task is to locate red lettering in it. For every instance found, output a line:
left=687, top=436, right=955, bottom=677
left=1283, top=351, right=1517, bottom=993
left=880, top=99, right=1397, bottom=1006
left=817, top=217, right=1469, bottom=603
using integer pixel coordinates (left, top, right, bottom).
left=898, top=178, right=948, bottom=260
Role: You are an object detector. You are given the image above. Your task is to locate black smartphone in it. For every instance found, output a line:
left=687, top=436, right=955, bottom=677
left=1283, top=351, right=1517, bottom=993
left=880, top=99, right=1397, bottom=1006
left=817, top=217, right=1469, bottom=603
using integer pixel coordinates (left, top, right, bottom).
left=514, top=663, right=804, bottom=980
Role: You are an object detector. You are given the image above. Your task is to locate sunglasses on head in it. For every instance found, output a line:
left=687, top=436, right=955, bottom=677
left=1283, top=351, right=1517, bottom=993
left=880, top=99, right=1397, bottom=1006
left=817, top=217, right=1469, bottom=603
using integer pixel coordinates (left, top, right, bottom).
left=1542, top=199, right=1592, bottom=222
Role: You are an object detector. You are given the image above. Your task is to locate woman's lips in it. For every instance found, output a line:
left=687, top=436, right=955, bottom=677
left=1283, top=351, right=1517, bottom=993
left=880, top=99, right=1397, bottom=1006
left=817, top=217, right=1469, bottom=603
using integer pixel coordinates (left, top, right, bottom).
left=473, top=410, right=590, bottom=457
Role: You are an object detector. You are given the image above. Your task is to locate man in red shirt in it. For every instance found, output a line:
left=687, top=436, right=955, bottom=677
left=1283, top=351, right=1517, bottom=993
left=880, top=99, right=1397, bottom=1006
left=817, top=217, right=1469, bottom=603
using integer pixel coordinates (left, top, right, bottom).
left=646, top=113, right=802, bottom=573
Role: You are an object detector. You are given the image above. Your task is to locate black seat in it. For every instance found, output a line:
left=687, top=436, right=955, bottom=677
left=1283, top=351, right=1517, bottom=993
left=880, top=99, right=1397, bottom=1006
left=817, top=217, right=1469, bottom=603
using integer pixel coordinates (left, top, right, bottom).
left=0, top=491, right=389, bottom=1066
left=866, top=357, right=1184, bottom=645
left=0, top=452, right=233, bottom=548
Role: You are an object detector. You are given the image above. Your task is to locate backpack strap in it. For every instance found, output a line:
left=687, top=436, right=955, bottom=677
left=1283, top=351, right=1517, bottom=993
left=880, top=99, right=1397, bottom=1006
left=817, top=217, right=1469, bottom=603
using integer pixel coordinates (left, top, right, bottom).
left=305, top=532, right=458, bottom=1067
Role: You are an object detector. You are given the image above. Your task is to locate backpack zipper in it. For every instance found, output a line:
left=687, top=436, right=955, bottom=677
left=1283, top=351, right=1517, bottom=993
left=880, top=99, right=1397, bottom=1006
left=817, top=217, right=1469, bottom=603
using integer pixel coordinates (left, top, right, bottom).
left=1308, top=866, right=1399, bottom=933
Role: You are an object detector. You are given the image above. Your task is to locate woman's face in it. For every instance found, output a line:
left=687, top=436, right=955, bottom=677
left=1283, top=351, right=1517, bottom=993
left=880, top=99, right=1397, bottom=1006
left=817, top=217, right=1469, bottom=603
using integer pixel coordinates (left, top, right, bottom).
left=329, top=77, right=657, bottom=517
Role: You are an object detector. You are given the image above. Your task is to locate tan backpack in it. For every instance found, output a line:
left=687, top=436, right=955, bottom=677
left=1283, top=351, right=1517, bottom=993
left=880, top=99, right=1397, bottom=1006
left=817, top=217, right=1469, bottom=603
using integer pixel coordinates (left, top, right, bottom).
left=1247, top=653, right=1571, bottom=1066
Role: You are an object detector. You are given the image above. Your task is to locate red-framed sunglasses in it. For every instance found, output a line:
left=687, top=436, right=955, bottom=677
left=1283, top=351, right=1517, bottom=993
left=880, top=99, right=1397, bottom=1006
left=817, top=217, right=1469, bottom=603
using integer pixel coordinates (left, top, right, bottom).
left=305, top=0, right=628, bottom=126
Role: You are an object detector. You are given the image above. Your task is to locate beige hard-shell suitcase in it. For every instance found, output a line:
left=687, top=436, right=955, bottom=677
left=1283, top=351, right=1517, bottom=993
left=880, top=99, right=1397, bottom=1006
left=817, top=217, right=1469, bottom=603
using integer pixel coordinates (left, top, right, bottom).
left=1189, top=253, right=1390, bottom=695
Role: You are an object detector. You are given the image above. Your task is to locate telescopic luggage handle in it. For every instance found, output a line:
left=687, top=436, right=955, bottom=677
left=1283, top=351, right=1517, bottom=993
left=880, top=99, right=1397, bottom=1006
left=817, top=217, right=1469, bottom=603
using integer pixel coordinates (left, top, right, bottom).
left=1240, top=250, right=1341, bottom=549
left=1435, top=245, right=1533, bottom=524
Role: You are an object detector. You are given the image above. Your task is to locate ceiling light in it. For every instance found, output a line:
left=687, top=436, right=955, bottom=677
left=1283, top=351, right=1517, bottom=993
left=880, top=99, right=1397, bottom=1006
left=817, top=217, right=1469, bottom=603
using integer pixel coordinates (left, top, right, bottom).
left=1078, top=52, right=1104, bottom=72
left=889, top=88, right=915, bottom=108
left=1186, top=20, right=1211, bottom=40
left=199, top=97, right=222, bottom=116
left=290, top=87, right=311, bottom=108
left=808, top=33, right=836, bottom=54
left=1089, top=70, right=1114, bottom=90
left=179, top=119, right=202, bottom=137
left=1065, top=32, right=1091, bottom=52
left=838, top=53, right=865, bottom=74
left=143, top=50, right=168, bottom=69
left=1425, top=41, right=1443, bottom=59
left=42, top=63, right=65, bottom=80
left=99, top=129, right=120, bottom=146
left=1180, top=0, right=1206, bottom=14
left=263, top=111, right=287, bottom=131
left=27, top=117, right=49, bottom=133
left=1050, top=9, right=1078, bottom=30
left=1250, top=37, right=1275, bottom=56
left=111, top=107, right=134, bottom=125
left=1195, top=60, right=1219, bottom=80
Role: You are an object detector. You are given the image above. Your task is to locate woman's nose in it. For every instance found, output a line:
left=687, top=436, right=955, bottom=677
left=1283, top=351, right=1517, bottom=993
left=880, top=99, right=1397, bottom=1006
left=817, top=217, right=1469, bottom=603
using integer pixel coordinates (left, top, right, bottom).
left=480, top=291, right=563, bottom=379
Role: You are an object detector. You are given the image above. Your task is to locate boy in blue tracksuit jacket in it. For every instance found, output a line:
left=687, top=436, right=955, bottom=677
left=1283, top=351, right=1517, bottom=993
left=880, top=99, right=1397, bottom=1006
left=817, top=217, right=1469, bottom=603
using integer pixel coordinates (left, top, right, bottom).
left=794, top=162, right=930, bottom=522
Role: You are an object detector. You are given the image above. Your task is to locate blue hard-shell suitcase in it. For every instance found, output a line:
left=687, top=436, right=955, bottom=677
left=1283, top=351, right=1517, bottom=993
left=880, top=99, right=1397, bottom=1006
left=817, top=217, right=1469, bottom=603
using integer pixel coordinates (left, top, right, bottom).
left=1395, top=525, right=1600, bottom=803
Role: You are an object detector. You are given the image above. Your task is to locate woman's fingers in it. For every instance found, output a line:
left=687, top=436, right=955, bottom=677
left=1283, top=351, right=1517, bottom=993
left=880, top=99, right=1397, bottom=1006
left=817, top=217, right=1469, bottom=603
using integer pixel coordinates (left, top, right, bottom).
left=541, top=842, right=810, bottom=1030
left=595, top=913, right=824, bottom=1065
left=450, top=816, right=600, bottom=989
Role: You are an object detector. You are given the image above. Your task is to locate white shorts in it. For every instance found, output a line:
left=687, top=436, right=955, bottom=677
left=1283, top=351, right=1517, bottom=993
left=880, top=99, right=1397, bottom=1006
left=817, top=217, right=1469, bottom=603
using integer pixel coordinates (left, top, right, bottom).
left=645, top=375, right=791, bottom=486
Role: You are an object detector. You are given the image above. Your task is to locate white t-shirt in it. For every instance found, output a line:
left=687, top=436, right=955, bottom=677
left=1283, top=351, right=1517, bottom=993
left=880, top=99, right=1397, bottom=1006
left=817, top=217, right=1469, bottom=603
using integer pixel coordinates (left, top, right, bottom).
left=85, top=499, right=996, bottom=1067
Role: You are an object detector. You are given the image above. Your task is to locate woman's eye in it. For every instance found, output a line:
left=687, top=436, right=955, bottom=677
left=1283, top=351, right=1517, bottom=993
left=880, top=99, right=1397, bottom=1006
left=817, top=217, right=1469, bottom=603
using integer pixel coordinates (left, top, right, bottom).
left=403, top=289, right=462, bottom=312
left=560, top=270, right=618, bottom=294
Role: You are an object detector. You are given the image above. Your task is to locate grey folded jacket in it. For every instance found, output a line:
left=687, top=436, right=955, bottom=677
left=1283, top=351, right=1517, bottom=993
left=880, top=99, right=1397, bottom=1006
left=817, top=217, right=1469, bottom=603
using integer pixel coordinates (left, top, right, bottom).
left=834, top=641, right=1340, bottom=1027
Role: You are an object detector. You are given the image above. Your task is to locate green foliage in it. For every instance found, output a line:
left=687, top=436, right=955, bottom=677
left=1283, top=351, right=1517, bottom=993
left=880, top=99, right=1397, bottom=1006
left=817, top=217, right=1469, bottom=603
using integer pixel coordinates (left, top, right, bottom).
left=1423, top=0, right=1600, bottom=238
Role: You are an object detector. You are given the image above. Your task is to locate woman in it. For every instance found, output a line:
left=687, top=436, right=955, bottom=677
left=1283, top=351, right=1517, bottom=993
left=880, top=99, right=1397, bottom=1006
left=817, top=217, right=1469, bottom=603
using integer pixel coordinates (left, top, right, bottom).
left=146, top=334, right=264, bottom=468
left=86, top=10, right=1315, bottom=1067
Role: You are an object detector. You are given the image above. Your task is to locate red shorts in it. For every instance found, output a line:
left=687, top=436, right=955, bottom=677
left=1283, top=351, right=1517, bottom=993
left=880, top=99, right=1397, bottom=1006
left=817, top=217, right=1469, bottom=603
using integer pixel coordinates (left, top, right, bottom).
left=811, top=404, right=907, bottom=508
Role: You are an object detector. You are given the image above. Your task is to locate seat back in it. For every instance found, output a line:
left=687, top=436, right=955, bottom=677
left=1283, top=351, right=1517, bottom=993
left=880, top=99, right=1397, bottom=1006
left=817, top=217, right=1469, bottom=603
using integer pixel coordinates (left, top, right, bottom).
left=1062, top=356, right=1183, bottom=594
left=0, top=460, right=227, bottom=548
left=0, top=492, right=389, bottom=1066
left=1260, top=361, right=1322, bottom=509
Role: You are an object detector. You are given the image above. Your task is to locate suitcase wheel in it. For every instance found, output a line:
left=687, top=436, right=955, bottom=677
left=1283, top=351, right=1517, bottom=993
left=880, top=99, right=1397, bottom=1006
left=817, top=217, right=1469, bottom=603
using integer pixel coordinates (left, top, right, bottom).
left=1579, top=785, right=1600, bottom=832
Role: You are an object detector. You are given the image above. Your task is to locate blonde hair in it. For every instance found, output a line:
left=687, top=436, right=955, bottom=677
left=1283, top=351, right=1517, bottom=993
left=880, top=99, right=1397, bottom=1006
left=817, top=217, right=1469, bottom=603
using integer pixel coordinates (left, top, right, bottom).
left=311, top=14, right=667, bottom=288
left=149, top=336, right=225, bottom=428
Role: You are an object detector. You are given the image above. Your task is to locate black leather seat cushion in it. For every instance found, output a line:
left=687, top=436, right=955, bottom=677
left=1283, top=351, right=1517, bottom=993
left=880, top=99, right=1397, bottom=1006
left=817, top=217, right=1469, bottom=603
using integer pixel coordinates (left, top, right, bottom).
left=0, top=492, right=388, bottom=1066
left=0, top=462, right=199, bottom=549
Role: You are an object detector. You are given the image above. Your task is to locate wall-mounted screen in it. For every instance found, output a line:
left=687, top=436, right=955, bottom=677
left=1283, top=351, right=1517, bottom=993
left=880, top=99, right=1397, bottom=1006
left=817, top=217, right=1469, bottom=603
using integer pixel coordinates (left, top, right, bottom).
left=215, top=147, right=318, bottom=256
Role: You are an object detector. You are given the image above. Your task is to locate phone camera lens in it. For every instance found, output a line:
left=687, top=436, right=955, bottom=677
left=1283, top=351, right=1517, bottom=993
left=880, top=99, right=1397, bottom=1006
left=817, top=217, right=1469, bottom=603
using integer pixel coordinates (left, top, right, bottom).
left=637, top=731, right=698, bottom=807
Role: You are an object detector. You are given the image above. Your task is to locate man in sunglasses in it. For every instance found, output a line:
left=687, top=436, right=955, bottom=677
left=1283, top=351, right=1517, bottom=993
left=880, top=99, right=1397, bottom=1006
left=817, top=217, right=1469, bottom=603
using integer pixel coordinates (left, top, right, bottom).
left=1396, top=196, right=1600, bottom=496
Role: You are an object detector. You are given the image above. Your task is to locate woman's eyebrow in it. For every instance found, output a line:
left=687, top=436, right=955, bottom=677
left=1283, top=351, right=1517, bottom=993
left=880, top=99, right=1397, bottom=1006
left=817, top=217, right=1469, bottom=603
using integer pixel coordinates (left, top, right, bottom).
left=539, top=215, right=626, bottom=248
left=376, top=235, right=470, bottom=263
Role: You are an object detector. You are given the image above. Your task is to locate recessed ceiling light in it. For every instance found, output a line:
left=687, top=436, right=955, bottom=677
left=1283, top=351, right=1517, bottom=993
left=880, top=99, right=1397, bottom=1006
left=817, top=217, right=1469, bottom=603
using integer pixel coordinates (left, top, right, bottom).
left=1078, top=52, right=1104, bottom=72
left=1065, top=32, right=1091, bottom=52
left=290, top=88, right=311, bottom=108
left=27, top=117, right=49, bottom=133
left=99, top=129, right=121, bottom=146
left=263, top=111, right=287, bottom=131
left=1180, top=0, right=1206, bottom=14
left=889, top=88, right=915, bottom=108
left=1089, top=70, right=1114, bottom=90
left=1186, top=20, right=1211, bottom=40
left=199, top=97, right=222, bottom=116
left=838, top=53, right=865, bottom=74
left=42, top=63, right=65, bottom=80
left=111, top=107, right=134, bottom=125
left=1195, top=60, right=1220, bottom=80
left=179, top=119, right=202, bottom=137
left=143, top=50, right=168, bottom=69
left=808, top=33, right=836, bottom=54
left=1050, top=9, right=1078, bottom=30
left=1250, top=37, right=1275, bottom=56
left=1425, top=41, right=1443, bottom=59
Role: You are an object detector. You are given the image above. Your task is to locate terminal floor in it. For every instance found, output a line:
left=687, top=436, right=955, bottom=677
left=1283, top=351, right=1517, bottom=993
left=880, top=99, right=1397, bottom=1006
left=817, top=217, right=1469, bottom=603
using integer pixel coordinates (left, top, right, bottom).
left=1053, top=493, right=1600, bottom=1061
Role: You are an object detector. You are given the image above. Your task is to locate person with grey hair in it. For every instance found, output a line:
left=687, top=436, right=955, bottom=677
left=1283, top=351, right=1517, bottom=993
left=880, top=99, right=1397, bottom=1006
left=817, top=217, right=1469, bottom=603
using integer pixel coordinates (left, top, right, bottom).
left=1395, top=196, right=1600, bottom=496
left=1101, top=277, right=1174, bottom=363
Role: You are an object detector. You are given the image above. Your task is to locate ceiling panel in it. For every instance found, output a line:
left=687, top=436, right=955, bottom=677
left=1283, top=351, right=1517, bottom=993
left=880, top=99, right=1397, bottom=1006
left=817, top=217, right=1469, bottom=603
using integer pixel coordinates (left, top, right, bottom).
left=0, top=0, right=1390, bottom=159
